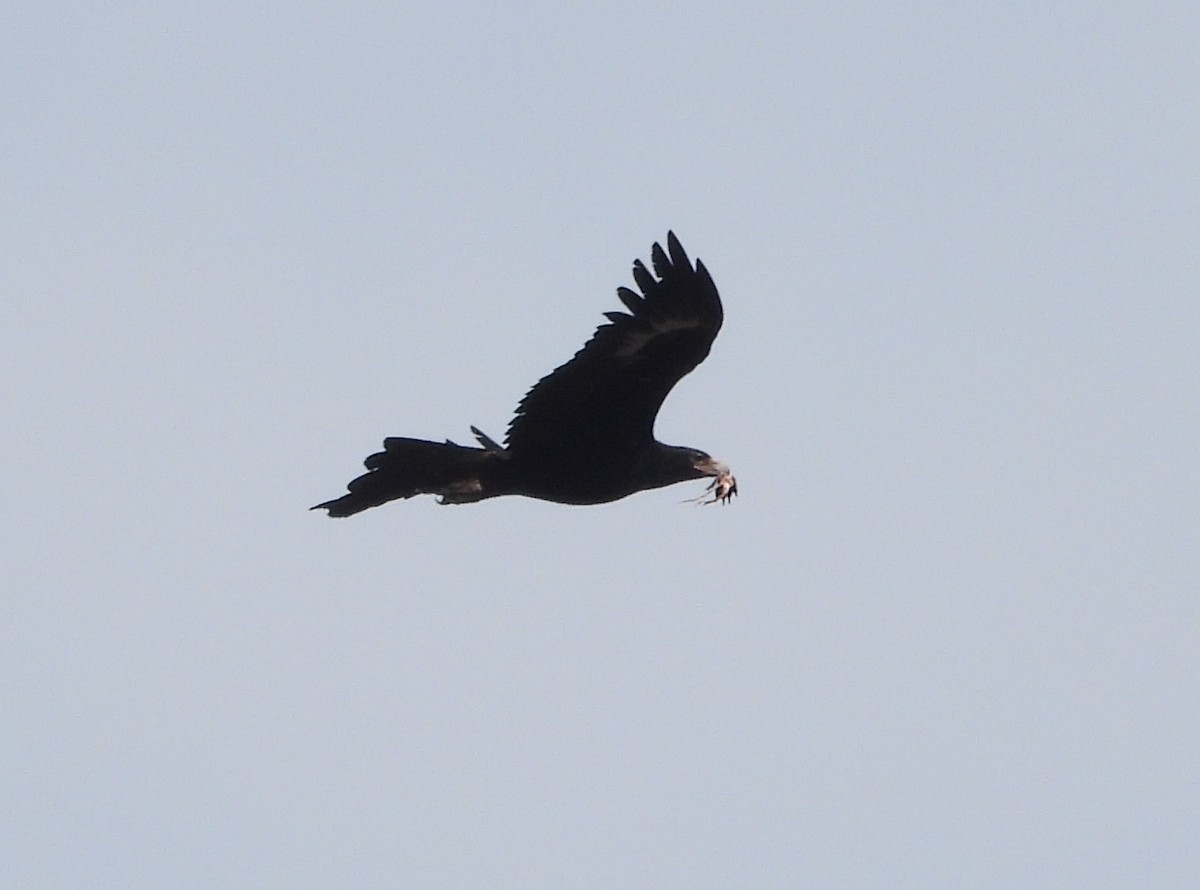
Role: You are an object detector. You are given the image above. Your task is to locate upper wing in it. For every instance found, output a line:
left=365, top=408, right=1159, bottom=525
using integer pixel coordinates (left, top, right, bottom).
left=504, top=232, right=723, bottom=455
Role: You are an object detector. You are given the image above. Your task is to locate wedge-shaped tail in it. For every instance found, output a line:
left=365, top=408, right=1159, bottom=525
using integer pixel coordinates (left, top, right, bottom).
left=311, top=437, right=496, bottom=516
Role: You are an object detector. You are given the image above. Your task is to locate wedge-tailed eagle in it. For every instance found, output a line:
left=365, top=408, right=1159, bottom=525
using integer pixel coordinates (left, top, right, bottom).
left=312, top=233, right=736, bottom=516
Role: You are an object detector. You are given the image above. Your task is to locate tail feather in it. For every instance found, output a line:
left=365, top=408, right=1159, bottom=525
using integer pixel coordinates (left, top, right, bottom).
left=312, top=437, right=494, bottom=517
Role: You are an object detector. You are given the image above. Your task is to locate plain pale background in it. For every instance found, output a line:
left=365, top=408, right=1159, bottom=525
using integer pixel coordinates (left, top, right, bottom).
left=4, top=3, right=1197, bottom=887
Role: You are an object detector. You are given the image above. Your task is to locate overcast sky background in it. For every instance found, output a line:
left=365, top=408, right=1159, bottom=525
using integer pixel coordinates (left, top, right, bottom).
left=4, top=3, right=1198, bottom=887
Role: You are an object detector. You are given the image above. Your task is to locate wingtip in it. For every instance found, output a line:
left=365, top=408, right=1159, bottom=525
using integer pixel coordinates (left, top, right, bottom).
left=665, top=231, right=690, bottom=270
left=616, top=285, right=644, bottom=314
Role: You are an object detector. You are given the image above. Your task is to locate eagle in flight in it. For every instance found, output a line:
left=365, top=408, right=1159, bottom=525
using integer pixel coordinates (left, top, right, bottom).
left=312, top=233, right=736, bottom=516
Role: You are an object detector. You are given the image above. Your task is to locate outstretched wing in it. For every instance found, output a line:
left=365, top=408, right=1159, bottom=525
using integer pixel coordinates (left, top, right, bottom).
left=504, top=232, right=723, bottom=455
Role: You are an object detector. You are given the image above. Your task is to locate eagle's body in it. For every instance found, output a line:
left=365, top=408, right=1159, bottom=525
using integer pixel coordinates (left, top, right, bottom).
left=312, top=233, right=735, bottom=516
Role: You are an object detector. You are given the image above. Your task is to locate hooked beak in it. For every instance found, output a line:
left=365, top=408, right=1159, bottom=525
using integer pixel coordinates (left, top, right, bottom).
left=693, top=455, right=730, bottom=477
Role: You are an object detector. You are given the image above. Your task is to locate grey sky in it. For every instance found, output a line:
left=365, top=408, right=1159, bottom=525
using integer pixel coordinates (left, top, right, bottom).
left=4, top=3, right=1198, bottom=887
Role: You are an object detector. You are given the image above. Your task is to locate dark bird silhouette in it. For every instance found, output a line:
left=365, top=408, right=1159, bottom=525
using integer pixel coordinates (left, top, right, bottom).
left=312, top=233, right=736, bottom=516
